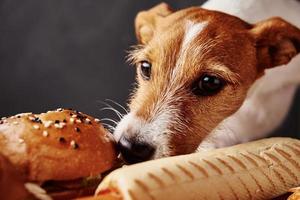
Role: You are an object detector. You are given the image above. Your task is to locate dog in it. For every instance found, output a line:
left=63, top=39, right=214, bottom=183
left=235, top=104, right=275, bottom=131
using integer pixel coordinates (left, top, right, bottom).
left=114, top=0, right=300, bottom=163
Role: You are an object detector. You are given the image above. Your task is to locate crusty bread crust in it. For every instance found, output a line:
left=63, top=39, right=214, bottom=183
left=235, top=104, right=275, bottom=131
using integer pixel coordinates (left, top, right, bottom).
left=96, top=137, right=300, bottom=200
left=0, top=109, right=117, bottom=182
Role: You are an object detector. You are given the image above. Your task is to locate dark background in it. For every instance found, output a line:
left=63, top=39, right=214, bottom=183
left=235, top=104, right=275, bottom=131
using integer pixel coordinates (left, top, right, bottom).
left=0, top=0, right=299, bottom=137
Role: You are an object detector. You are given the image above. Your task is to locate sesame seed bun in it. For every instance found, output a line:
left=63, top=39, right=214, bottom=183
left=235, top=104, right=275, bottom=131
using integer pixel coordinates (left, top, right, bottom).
left=0, top=109, right=117, bottom=182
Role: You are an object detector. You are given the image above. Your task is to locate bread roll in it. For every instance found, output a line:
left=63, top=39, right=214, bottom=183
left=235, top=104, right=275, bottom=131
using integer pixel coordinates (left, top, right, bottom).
left=0, top=108, right=116, bottom=181
left=0, top=108, right=117, bottom=199
left=95, top=137, right=300, bottom=200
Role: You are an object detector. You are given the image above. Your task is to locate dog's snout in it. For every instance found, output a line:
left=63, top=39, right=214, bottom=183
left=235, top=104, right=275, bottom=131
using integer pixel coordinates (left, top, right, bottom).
left=118, top=135, right=155, bottom=164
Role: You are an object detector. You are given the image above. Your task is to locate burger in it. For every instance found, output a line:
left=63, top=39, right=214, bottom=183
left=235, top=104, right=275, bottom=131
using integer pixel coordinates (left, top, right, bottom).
left=0, top=108, right=117, bottom=199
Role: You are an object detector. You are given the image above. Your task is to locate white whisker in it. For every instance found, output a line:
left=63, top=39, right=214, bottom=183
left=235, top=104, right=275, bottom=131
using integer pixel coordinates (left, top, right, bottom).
left=101, top=118, right=118, bottom=125
left=105, top=99, right=128, bottom=114
left=100, top=107, right=123, bottom=119
left=101, top=123, right=116, bottom=131
left=98, top=100, right=124, bottom=119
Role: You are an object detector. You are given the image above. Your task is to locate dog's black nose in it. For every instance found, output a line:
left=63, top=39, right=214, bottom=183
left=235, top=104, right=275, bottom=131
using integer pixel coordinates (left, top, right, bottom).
left=118, top=136, right=155, bottom=164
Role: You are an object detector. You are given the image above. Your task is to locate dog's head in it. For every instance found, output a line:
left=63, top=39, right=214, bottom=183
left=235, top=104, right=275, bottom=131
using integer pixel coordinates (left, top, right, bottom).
left=115, top=3, right=300, bottom=163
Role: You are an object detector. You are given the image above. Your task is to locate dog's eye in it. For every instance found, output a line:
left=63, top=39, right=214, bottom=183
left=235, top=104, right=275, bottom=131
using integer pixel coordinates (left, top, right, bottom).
left=193, top=74, right=225, bottom=96
left=139, top=61, right=151, bottom=80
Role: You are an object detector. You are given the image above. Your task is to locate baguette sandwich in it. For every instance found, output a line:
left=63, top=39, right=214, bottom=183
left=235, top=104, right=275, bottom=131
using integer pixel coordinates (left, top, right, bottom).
left=93, top=137, right=300, bottom=200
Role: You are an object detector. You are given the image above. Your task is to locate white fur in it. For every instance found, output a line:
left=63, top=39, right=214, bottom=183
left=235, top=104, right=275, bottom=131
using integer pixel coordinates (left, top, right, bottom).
left=182, top=21, right=208, bottom=50
left=198, top=0, right=300, bottom=150
left=114, top=104, right=176, bottom=158
left=172, top=21, right=208, bottom=80
left=114, top=112, right=139, bottom=142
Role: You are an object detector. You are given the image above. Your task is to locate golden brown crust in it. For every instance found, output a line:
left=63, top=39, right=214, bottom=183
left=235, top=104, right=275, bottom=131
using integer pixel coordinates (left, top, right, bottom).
left=0, top=109, right=117, bottom=182
left=77, top=188, right=122, bottom=200
left=0, top=154, right=30, bottom=200
left=96, top=138, right=300, bottom=200
left=287, top=187, right=300, bottom=200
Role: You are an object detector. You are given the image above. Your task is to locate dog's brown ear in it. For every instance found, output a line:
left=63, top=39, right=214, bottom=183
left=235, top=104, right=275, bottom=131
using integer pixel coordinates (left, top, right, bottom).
left=250, top=17, right=300, bottom=72
left=135, top=3, right=173, bottom=44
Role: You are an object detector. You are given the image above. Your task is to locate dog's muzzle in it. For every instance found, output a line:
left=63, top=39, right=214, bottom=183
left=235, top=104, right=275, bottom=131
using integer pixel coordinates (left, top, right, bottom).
left=118, top=135, right=155, bottom=164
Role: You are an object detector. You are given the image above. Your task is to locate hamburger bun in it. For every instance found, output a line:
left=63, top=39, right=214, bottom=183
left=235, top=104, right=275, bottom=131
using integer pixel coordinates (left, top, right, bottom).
left=0, top=108, right=117, bottom=198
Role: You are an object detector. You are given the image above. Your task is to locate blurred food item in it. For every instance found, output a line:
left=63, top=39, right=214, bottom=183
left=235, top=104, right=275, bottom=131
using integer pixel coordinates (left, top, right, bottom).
left=288, top=187, right=300, bottom=200
left=0, top=154, right=31, bottom=200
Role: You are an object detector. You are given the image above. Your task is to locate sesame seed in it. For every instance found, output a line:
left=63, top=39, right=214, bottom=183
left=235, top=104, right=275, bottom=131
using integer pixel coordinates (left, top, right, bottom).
left=32, top=117, right=42, bottom=123
left=94, top=118, right=100, bottom=123
left=42, top=130, right=49, bottom=137
left=75, top=119, right=82, bottom=124
left=58, top=137, right=66, bottom=143
left=85, top=118, right=91, bottom=124
left=71, top=114, right=77, bottom=118
left=54, top=123, right=65, bottom=129
left=69, top=118, right=75, bottom=124
left=57, top=108, right=63, bottom=112
left=18, top=138, right=24, bottom=144
left=33, top=125, right=40, bottom=130
left=29, top=116, right=35, bottom=121
left=44, top=121, right=53, bottom=128
left=75, top=127, right=80, bottom=132
left=1, top=117, right=7, bottom=120
left=13, top=121, right=19, bottom=125
left=70, top=140, right=79, bottom=149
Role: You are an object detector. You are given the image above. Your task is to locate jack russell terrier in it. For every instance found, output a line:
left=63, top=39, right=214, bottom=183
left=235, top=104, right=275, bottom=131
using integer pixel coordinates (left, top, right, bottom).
left=114, top=0, right=300, bottom=163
